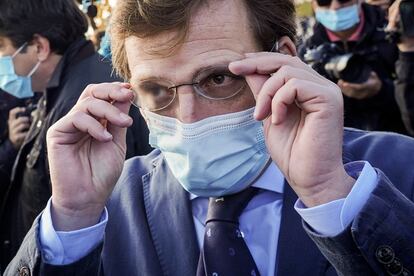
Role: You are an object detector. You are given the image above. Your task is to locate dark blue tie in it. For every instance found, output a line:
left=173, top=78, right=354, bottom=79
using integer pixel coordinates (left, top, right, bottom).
left=197, top=188, right=261, bottom=276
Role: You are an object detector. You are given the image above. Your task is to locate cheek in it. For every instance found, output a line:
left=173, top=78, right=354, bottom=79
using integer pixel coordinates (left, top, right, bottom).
left=12, top=57, right=30, bottom=76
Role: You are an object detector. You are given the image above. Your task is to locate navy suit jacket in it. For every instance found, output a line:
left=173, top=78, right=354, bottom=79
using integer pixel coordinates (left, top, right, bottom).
left=4, top=128, right=414, bottom=275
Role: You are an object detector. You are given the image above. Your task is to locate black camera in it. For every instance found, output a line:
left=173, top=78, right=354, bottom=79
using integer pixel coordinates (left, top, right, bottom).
left=304, top=43, right=372, bottom=83
left=16, top=103, right=37, bottom=119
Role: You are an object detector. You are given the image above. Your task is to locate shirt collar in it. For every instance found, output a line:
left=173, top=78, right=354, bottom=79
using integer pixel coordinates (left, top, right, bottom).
left=189, top=162, right=285, bottom=200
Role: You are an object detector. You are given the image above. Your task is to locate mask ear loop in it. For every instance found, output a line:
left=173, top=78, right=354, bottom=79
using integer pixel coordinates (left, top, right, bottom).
left=269, top=41, right=279, bottom=53
left=12, top=42, right=28, bottom=58
left=28, top=61, right=41, bottom=77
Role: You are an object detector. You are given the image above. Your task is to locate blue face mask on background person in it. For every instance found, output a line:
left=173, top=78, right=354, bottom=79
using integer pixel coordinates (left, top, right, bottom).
left=143, top=107, right=270, bottom=197
left=315, top=4, right=360, bottom=32
left=0, top=43, right=40, bottom=98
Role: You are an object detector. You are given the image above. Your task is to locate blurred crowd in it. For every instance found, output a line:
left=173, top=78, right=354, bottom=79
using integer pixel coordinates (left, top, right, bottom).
left=0, top=0, right=413, bottom=272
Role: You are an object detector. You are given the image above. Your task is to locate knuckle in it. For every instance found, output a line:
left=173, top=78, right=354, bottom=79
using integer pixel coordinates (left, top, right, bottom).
left=84, top=83, right=96, bottom=93
left=70, top=109, right=86, bottom=119
left=287, top=78, right=301, bottom=88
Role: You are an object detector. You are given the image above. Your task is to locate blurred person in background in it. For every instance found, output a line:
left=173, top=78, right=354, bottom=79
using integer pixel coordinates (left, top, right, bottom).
left=387, top=0, right=414, bottom=135
left=300, top=0, right=409, bottom=134
left=365, top=0, right=392, bottom=12
left=0, top=92, right=26, bottom=201
left=0, top=92, right=41, bottom=203
left=0, top=0, right=151, bottom=271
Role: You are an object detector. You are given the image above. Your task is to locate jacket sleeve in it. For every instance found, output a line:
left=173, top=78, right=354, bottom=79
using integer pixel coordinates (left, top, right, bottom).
left=3, top=216, right=103, bottom=276
left=395, top=51, right=414, bottom=136
left=304, top=170, right=414, bottom=276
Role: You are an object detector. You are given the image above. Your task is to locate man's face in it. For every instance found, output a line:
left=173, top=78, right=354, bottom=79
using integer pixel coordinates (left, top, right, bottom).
left=0, top=36, right=39, bottom=78
left=125, top=0, right=261, bottom=123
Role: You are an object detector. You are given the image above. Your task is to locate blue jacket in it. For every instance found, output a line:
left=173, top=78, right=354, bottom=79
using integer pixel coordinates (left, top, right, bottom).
left=4, top=128, right=414, bottom=275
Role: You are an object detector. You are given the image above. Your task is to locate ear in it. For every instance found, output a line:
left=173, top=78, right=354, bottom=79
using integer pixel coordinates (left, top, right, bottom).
left=276, top=36, right=297, bottom=56
left=31, top=35, right=51, bottom=62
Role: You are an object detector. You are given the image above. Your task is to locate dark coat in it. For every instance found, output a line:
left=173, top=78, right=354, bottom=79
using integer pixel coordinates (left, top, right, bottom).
left=0, top=39, right=151, bottom=271
left=5, top=129, right=414, bottom=276
left=300, top=4, right=407, bottom=134
left=395, top=51, right=414, bottom=136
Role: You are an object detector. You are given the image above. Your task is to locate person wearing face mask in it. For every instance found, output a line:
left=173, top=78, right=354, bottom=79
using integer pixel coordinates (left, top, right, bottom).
left=0, top=0, right=152, bottom=271
left=4, top=0, right=414, bottom=276
left=300, top=0, right=409, bottom=135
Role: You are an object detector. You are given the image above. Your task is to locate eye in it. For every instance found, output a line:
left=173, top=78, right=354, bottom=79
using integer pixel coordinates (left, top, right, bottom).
left=211, top=74, right=226, bottom=85
left=140, top=82, right=168, bottom=97
left=203, top=74, right=237, bottom=87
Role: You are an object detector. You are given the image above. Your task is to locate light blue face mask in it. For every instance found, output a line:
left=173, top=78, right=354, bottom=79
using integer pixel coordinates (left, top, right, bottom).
left=0, top=43, right=40, bottom=98
left=143, top=107, right=270, bottom=197
left=315, top=4, right=360, bottom=32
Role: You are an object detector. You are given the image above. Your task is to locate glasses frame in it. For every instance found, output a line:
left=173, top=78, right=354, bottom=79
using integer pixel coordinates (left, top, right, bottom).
left=131, top=72, right=247, bottom=112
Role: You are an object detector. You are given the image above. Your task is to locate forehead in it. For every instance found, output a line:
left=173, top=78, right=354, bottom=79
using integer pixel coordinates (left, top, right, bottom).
left=125, top=0, right=260, bottom=83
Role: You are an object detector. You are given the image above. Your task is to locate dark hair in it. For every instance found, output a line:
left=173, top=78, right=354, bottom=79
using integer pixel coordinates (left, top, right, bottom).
left=0, top=0, right=88, bottom=54
left=110, top=0, right=297, bottom=80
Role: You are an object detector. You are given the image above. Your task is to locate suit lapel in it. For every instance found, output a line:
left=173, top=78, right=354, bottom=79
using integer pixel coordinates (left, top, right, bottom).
left=143, top=157, right=199, bottom=276
left=276, top=181, right=328, bottom=276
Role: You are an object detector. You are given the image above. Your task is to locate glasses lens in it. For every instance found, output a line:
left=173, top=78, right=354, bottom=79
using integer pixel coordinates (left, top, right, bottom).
left=196, top=72, right=247, bottom=100
left=135, top=80, right=175, bottom=111
left=316, top=0, right=332, bottom=6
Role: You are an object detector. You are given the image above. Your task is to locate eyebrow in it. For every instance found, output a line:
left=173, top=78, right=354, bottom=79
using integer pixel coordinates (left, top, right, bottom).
left=133, top=61, right=239, bottom=84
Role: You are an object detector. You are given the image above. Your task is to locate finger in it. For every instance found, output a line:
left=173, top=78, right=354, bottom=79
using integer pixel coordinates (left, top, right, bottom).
left=244, top=74, right=270, bottom=99
left=14, top=132, right=28, bottom=142
left=107, top=100, right=133, bottom=146
left=229, top=53, right=314, bottom=76
left=79, top=82, right=134, bottom=103
left=270, top=79, right=340, bottom=124
left=9, top=107, right=26, bottom=118
left=9, top=116, right=30, bottom=127
left=343, top=83, right=363, bottom=90
left=56, top=111, right=112, bottom=143
left=13, top=122, right=31, bottom=133
left=74, top=97, right=133, bottom=128
left=255, top=66, right=327, bottom=120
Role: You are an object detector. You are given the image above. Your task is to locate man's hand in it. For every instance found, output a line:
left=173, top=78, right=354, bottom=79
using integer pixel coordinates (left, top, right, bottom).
left=387, top=0, right=414, bottom=52
left=229, top=53, right=355, bottom=207
left=46, top=82, right=134, bottom=231
left=8, top=107, right=31, bottom=149
left=337, top=71, right=382, bottom=100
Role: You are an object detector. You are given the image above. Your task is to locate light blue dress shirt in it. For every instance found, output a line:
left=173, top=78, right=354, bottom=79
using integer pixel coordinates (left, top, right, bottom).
left=40, top=161, right=378, bottom=276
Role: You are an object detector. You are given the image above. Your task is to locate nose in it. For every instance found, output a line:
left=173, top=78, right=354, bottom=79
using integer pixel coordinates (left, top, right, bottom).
left=330, top=0, right=343, bottom=10
left=174, top=86, right=206, bottom=123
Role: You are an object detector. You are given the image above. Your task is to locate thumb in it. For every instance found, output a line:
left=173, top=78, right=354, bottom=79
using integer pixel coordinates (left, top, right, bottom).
left=245, top=74, right=269, bottom=100
left=245, top=74, right=271, bottom=119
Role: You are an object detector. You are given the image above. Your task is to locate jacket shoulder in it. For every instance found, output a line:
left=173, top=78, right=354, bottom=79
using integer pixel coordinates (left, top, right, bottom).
left=343, top=128, right=414, bottom=195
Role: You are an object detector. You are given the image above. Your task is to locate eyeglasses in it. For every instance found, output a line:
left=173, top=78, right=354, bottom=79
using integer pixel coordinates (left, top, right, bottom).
left=131, top=64, right=247, bottom=112
left=315, top=0, right=352, bottom=7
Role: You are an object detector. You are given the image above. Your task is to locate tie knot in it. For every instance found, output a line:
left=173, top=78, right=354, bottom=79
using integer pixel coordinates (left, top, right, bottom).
left=205, top=187, right=258, bottom=224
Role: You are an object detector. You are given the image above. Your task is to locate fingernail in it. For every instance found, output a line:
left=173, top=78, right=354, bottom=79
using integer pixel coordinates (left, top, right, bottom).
left=245, top=53, right=256, bottom=57
left=121, top=88, right=131, bottom=94
left=120, top=113, right=131, bottom=122
left=103, top=130, right=112, bottom=139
